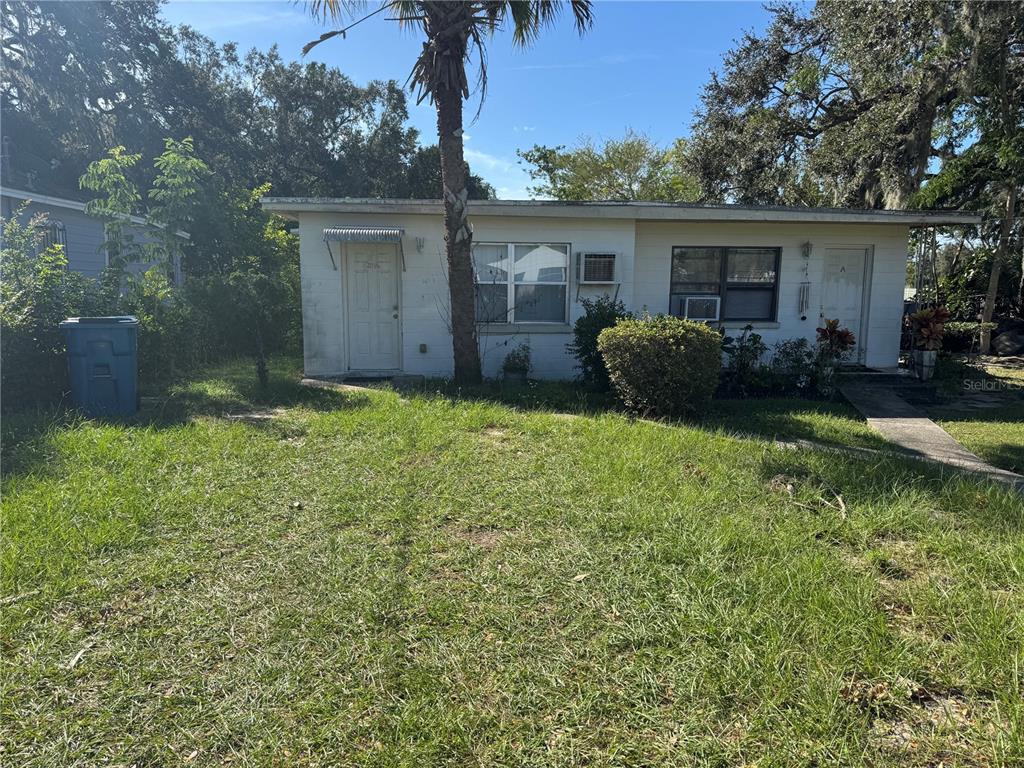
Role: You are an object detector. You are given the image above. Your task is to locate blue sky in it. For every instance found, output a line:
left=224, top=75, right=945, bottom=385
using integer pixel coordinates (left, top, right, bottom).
left=161, top=1, right=776, bottom=198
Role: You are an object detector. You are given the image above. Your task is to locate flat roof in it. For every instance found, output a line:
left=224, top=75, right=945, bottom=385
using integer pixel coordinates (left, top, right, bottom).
left=260, top=197, right=981, bottom=227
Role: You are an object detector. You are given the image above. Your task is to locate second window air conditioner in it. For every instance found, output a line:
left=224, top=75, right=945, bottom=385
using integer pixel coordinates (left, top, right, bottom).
left=682, top=295, right=721, bottom=321
left=576, top=252, right=617, bottom=284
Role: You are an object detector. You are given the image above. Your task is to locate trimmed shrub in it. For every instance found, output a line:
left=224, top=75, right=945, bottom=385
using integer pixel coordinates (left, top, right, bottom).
left=567, top=295, right=632, bottom=389
left=597, top=315, right=721, bottom=417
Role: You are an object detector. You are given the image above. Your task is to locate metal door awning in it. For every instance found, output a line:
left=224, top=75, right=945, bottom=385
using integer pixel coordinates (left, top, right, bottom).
left=323, top=226, right=403, bottom=243
left=322, top=226, right=406, bottom=271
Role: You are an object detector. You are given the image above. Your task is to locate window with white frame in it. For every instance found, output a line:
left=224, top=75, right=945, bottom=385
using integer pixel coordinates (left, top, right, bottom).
left=472, top=242, right=570, bottom=324
left=670, top=246, right=780, bottom=322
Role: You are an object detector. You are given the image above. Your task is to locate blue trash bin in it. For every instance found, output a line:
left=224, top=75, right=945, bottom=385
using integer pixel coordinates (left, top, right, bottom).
left=59, top=316, right=140, bottom=418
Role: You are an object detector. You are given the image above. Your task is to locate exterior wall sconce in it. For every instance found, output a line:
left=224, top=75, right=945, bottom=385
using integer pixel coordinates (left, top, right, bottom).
left=802, top=241, right=813, bottom=259
left=415, top=236, right=425, bottom=253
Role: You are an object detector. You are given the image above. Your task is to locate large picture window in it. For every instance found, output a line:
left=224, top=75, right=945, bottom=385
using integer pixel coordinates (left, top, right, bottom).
left=670, top=246, right=780, bottom=321
left=473, top=242, right=569, bottom=324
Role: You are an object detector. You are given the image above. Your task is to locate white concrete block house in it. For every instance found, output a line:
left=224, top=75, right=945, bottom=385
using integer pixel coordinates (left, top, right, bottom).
left=260, top=198, right=977, bottom=380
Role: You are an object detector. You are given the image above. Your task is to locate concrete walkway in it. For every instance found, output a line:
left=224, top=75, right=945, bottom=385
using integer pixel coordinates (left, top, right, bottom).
left=839, top=382, right=1024, bottom=491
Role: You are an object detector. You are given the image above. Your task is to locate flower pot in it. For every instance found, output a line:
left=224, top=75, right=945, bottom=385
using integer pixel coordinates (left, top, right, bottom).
left=913, top=349, right=937, bottom=381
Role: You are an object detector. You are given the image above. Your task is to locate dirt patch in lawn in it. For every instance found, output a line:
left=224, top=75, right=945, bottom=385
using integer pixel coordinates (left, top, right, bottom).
left=225, top=407, right=289, bottom=423
left=455, top=526, right=504, bottom=549
left=869, top=686, right=996, bottom=764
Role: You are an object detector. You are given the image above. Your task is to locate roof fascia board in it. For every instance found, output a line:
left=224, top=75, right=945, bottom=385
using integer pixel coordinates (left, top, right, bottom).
left=260, top=197, right=980, bottom=227
left=3, top=187, right=190, bottom=239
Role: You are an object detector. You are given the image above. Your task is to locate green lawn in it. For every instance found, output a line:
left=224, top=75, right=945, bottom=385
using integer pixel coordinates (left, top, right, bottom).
left=3, top=359, right=1023, bottom=766
left=929, top=365, right=1024, bottom=474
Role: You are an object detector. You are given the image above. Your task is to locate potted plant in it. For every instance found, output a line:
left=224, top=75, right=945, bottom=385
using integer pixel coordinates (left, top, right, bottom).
left=502, top=342, right=531, bottom=384
left=815, top=318, right=856, bottom=395
left=908, top=306, right=950, bottom=381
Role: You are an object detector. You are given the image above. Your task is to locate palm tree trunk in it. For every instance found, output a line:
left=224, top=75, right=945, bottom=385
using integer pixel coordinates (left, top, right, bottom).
left=435, top=85, right=482, bottom=384
left=979, top=183, right=1016, bottom=354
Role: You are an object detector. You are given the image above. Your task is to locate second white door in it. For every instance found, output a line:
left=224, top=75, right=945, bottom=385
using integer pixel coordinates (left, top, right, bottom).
left=347, top=242, right=400, bottom=371
left=821, top=247, right=868, bottom=362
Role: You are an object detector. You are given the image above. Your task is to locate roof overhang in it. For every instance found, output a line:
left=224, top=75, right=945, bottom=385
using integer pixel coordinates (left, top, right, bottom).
left=3, top=187, right=191, bottom=239
left=261, top=197, right=982, bottom=227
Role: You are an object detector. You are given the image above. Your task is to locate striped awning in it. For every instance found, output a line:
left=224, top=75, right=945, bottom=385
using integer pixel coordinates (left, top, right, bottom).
left=323, top=226, right=404, bottom=243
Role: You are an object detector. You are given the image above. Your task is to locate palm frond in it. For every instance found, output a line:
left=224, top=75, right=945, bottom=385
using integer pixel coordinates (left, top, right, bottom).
left=302, top=0, right=384, bottom=54
left=498, top=0, right=594, bottom=46
left=304, top=0, right=356, bottom=22
left=302, top=29, right=346, bottom=55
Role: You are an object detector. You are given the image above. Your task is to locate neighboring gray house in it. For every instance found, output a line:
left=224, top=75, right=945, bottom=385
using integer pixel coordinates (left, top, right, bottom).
left=1, top=187, right=184, bottom=284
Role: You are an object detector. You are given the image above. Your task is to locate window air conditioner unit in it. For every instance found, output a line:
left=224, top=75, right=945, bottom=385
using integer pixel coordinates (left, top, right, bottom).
left=683, top=296, right=720, bottom=322
left=576, top=252, right=617, bottom=284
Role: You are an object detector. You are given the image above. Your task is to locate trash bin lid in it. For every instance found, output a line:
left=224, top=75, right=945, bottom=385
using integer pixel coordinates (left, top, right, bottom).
left=60, top=315, right=140, bottom=328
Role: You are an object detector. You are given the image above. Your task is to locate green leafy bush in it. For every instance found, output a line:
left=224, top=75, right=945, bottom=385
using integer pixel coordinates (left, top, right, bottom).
left=0, top=211, right=112, bottom=409
left=769, top=338, right=817, bottom=395
left=597, top=315, right=720, bottom=416
left=119, top=268, right=209, bottom=386
left=501, top=342, right=531, bottom=374
left=720, top=326, right=771, bottom=396
left=943, top=320, right=997, bottom=353
left=567, top=295, right=632, bottom=389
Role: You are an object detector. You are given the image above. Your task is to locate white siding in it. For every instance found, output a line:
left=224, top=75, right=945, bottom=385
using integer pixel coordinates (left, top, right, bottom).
left=297, top=211, right=636, bottom=379
left=634, top=221, right=910, bottom=369
left=294, top=210, right=911, bottom=379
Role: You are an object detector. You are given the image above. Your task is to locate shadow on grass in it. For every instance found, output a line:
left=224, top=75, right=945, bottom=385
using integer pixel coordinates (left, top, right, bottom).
left=968, top=443, right=1024, bottom=475
left=1, top=357, right=371, bottom=480
left=147, top=367, right=370, bottom=426
left=405, top=379, right=893, bottom=452
left=406, top=378, right=621, bottom=417
left=756, top=446, right=1024, bottom=533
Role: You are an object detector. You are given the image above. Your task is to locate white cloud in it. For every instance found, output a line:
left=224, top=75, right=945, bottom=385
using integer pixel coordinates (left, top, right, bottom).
left=462, top=147, right=535, bottom=200
left=464, top=147, right=518, bottom=174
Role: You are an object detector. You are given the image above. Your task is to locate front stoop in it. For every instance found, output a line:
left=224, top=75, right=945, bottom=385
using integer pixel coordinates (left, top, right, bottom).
left=839, top=382, right=1024, bottom=491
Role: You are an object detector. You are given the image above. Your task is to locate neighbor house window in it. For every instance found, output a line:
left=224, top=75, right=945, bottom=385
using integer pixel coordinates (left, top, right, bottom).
left=670, top=246, right=780, bottom=321
left=473, top=242, right=569, bottom=324
left=36, top=220, right=67, bottom=254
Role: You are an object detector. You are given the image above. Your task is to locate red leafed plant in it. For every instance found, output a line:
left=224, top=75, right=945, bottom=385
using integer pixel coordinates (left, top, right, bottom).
left=816, top=318, right=856, bottom=360
left=907, top=306, right=951, bottom=351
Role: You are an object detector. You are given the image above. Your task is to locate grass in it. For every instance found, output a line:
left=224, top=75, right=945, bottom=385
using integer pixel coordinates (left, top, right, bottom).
left=409, top=378, right=894, bottom=453
left=928, top=364, right=1024, bottom=474
left=3, top=358, right=1023, bottom=766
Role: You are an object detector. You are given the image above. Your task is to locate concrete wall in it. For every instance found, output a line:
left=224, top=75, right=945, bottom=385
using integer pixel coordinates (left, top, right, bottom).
left=296, top=210, right=911, bottom=379
left=634, top=221, right=910, bottom=369
left=297, top=211, right=637, bottom=379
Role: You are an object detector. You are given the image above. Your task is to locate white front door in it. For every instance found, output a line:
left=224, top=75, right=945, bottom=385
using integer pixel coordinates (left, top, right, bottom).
left=821, top=247, right=868, bottom=362
left=346, top=242, right=400, bottom=371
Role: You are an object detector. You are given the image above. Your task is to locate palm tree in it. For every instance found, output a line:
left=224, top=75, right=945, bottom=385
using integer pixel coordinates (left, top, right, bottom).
left=305, top=1, right=593, bottom=384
